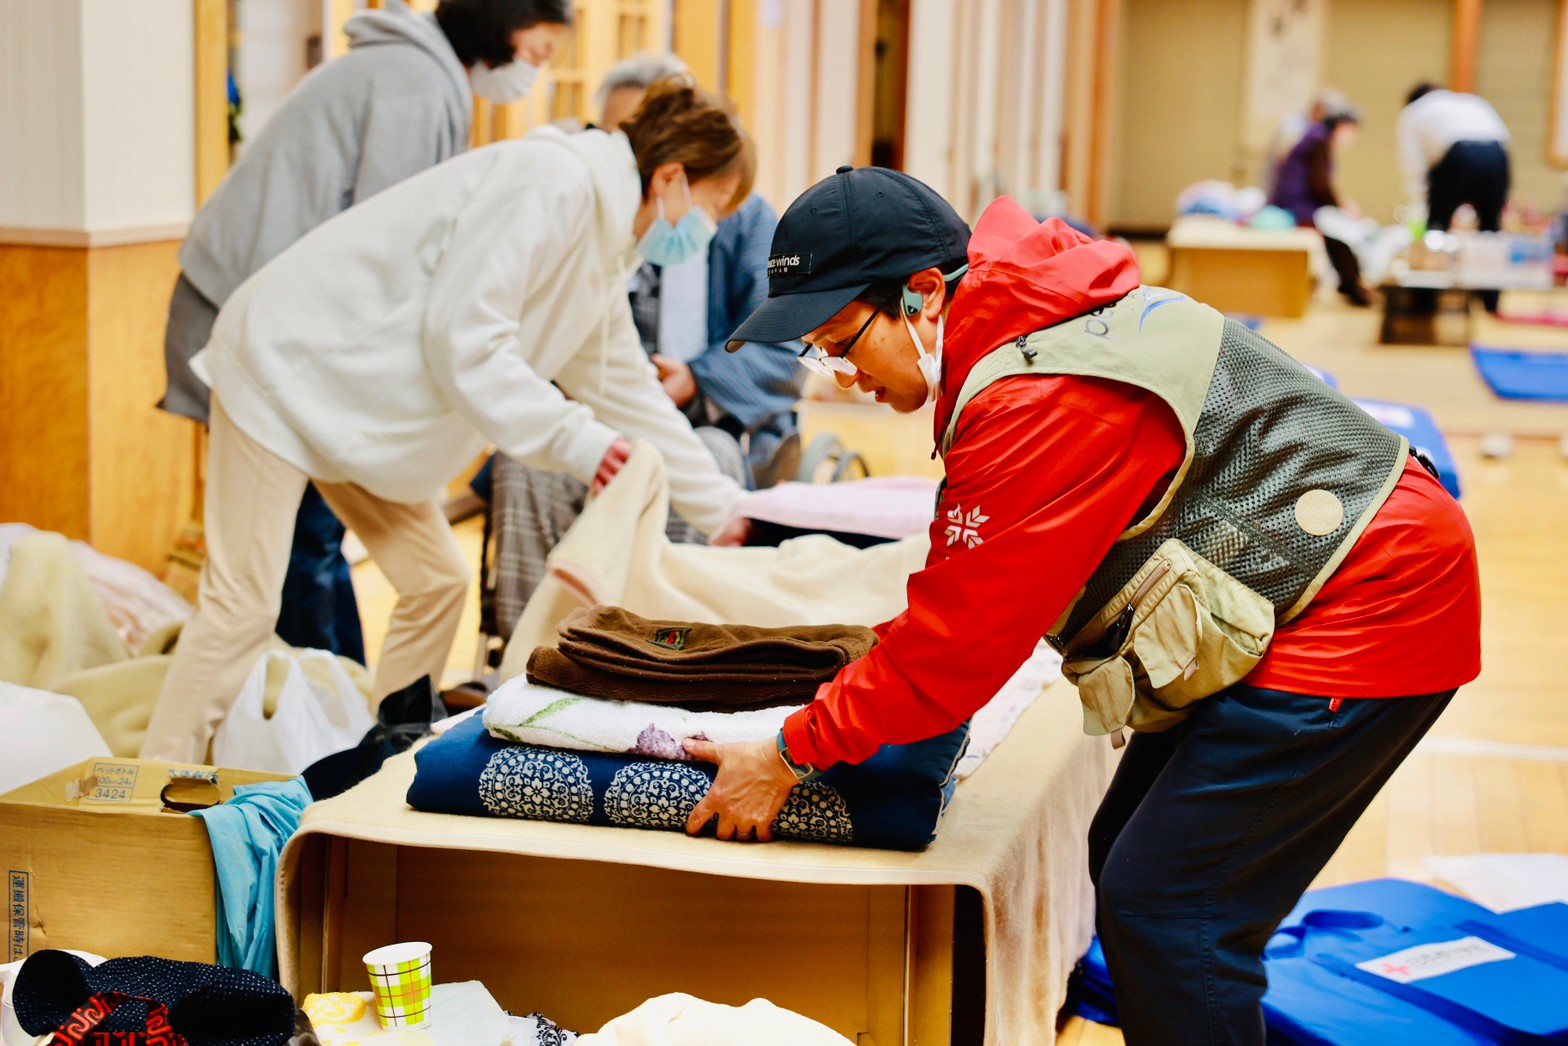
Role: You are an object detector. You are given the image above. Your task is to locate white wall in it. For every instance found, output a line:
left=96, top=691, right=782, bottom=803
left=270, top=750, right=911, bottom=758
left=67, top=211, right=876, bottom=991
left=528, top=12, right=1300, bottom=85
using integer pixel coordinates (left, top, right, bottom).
left=778, top=0, right=815, bottom=204
left=1002, top=0, right=1042, bottom=201
left=904, top=0, right=1067, bottom=221
left=235, top=0, right=316, bottom=148
left=1036, top=0, right=1067, bottom=201
left=80, top=0, right=195, bottom=230
left=0, top=0, right=88, bottom=230
left=1477, top=0, right=1564, bottom=212
left=965, top=0, right=1002, bottom=211
left=811, top=0, right=862, bottom=177
left=903, top=0, right=957, bottom=201
left=0, top=0, right=194, bottom=234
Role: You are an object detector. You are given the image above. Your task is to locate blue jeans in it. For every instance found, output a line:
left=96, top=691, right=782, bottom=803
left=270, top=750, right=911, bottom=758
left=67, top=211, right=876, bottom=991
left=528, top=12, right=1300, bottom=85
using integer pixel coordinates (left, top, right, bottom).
left=275, top=483, right=365, bottom=665
left=1089, top=683, right=1455, bottom=1045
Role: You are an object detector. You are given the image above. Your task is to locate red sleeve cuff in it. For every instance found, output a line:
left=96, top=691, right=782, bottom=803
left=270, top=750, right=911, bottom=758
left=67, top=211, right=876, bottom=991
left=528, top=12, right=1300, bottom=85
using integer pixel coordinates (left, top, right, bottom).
left=782, top=705, right=820, bottom=766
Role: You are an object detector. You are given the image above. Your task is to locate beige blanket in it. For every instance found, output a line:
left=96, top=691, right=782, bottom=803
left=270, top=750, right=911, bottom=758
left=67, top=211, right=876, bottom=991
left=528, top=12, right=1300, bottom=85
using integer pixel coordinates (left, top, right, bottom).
left=0, top=531, right=129, bottom=691
left=500, top=444, right=930, bottom=679
left=0, top=530, right=371, bottom=757
left=277, top=686, right=1112, bottom=1044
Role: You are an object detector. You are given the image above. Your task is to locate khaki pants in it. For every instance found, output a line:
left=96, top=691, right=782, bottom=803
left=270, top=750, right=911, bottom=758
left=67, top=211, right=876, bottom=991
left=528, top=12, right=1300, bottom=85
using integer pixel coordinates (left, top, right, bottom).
left=139, top=397, right=470, bottom=762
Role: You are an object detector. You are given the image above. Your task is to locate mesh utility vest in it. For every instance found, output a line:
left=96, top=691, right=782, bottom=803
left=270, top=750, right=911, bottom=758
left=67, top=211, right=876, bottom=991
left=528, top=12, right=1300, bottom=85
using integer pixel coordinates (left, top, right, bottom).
left=939, top=286, right=1409, bottom=733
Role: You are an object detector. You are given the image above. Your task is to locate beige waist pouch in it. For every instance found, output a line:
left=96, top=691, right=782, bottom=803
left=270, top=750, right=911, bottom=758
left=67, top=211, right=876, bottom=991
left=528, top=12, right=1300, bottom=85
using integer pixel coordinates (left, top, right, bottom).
left=1061, top=539, right=1275, bottom=736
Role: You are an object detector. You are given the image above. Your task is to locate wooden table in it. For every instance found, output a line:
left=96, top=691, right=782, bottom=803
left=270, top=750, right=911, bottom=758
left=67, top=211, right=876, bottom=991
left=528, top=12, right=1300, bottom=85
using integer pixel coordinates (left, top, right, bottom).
left=1166, top=217, right=1319, bottom=318
left=276, top=694, right=1116, bottom=1045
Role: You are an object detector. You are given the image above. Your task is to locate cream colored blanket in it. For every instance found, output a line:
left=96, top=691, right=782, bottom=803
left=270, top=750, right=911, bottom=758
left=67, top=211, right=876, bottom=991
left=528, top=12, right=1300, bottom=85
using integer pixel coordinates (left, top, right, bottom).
left=500, top=444, right=929, bottom=679
left=0, top=530, right=371, bottom=757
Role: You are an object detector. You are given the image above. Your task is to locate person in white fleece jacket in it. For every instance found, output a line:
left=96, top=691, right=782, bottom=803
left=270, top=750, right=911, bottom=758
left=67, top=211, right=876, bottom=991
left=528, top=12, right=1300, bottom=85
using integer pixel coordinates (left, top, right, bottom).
left=140, top=76, right=754, bottom=762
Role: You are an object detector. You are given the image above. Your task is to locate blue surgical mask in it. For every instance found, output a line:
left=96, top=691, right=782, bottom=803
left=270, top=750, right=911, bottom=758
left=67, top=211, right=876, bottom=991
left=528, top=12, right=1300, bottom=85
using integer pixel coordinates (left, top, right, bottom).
left=637, top=179, right=717, bottom=268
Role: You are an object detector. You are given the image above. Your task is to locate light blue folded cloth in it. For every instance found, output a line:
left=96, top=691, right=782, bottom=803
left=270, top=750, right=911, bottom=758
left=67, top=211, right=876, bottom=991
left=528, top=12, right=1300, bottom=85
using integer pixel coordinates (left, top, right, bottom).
left=191, top=778, right=312, bottom=978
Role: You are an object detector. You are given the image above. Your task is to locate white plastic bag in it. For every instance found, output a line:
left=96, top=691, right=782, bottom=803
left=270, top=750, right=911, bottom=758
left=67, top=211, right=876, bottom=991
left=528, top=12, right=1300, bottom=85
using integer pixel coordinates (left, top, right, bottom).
left=211, top=650, right=375, bottom=774
left=0, top=682, right=112, bottom=794
left=2, top=950, right=105, bottom=1046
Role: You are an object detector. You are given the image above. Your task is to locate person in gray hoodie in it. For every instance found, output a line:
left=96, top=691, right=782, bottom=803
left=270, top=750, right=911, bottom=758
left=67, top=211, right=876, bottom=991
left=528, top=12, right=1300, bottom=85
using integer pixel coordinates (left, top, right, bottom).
left=161, top=0, right=570, bottom=665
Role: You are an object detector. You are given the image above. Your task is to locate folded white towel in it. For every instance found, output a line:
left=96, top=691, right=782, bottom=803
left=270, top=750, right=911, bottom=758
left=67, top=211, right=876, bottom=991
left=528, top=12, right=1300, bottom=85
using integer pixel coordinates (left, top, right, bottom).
left=483, top=679, right=802, bottom=761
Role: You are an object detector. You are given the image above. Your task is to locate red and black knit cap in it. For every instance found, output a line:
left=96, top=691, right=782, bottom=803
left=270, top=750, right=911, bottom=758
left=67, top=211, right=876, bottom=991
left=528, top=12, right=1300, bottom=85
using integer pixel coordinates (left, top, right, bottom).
left=13, top=950, right=295, bottom=1046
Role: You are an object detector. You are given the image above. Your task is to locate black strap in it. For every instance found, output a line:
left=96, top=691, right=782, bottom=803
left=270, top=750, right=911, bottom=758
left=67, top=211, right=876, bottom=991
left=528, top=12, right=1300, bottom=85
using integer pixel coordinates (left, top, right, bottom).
left=1411, top=446, right=1441, bottom=480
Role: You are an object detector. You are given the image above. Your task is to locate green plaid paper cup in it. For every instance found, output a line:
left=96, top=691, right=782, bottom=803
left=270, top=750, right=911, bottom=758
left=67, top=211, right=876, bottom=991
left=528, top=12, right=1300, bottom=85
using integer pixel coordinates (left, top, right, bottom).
left=362, top=941, right=433, bottom=1028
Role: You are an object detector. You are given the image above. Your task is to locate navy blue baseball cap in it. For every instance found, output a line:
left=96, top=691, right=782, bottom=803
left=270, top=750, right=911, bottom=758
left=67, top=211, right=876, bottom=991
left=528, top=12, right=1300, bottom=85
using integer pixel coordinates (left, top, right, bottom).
left=725, top=165, right=971, bottom=351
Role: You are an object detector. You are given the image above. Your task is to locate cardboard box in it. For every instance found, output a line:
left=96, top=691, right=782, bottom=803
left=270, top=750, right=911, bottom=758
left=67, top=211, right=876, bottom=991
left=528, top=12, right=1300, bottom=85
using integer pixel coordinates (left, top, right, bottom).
left=1166, top=217, right=1317, bottom=318
left=1, top=758, right=291, bottom=964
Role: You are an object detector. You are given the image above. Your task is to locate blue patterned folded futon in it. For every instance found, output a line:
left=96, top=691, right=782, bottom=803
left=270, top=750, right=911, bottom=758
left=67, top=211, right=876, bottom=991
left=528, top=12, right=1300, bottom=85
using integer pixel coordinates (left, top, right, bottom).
left=406, top=714, right=968, bottom=851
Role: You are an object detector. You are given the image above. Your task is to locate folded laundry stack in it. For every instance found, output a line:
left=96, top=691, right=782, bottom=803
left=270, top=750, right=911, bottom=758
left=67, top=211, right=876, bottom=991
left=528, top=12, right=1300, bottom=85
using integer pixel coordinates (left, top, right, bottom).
left=483, top=678, right=803, bottom=762
left=525, top=605, right=878, bottom=711
left=407, top=604, right=966, bottom=850
left=407, top=714, right=966, bottom=851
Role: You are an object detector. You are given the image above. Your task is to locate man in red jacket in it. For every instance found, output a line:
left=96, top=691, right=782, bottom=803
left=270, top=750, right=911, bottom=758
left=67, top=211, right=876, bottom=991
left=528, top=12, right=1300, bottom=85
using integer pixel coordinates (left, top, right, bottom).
left=686, top=166, right=1481, bottom=1046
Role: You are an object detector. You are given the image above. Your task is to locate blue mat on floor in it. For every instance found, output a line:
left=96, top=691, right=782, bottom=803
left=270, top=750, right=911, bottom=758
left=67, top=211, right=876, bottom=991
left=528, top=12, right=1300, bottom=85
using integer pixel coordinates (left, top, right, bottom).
left=1069, top=879, right=1568, bottom=1044
left=1350, top=398, right=1461, bottom=499
left=1305, top=364, right=1339, bottom=389
left=1471, top=346, right=1568, bottom=401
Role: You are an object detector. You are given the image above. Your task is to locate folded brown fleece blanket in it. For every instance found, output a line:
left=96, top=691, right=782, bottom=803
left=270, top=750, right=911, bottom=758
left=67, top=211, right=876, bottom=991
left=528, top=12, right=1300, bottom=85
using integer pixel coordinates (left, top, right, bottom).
left=525, top=605, right=878, bottom=711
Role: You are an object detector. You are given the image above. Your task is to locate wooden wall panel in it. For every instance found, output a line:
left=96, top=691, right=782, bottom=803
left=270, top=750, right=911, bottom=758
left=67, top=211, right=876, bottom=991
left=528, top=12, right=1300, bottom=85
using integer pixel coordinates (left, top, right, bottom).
left=0, top=241, right=195, bottom=574
left=673, top=0, right=724, bottom=90
left=0, top=245, right=91, bottom=539
left=1061, top=0, right=1098, bottom=222
left=86, top=241, right=197, bottom=574
left=1451, top=0, right=1484, bottom=92
left=727, top=0, right=758, bottom=135
left=854, top=0, right=877, bottom=169
left=193, top=0, right=229, bottom=206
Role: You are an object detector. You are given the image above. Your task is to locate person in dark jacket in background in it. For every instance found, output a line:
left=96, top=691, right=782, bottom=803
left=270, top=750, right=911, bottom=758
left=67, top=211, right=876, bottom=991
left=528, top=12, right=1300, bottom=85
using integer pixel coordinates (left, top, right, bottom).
left=1270, top=105, right=1371, bottom=306
left=162, top=0, right=570, bottom=663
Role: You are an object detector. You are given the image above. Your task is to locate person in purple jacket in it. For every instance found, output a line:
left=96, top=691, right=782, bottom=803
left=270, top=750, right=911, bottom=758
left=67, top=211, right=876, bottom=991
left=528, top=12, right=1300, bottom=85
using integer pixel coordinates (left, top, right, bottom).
left=1270, top=104, right=1370, bottom=306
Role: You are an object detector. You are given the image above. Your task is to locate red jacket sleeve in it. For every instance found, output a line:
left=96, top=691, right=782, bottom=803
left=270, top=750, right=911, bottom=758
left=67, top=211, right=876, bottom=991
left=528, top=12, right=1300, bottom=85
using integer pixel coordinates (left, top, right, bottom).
left=781, top=374, right=1187, bottom=767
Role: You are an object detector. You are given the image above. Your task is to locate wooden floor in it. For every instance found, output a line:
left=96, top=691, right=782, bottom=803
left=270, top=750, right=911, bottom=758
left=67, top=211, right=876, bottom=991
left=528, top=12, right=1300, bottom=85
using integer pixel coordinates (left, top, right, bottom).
left=352, top=270, right=1568, bottom=1044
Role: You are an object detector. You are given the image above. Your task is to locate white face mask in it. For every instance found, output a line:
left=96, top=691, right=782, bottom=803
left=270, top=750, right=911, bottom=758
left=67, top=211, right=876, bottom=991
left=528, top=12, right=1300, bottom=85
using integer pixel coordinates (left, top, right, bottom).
left=902, top=313, right=944, bottom=404
left=469, top=58, right=540, bottom=104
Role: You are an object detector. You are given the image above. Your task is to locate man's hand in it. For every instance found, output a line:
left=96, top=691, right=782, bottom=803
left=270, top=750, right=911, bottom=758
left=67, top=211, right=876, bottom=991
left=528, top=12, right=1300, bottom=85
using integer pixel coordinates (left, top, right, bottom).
left=683, top=737, right=798, bottom=842
left=708, top=515, right=752, bottom=547
left=592, top=437, right=632, bottom=493
left=652, top=354, right=698, bottom=408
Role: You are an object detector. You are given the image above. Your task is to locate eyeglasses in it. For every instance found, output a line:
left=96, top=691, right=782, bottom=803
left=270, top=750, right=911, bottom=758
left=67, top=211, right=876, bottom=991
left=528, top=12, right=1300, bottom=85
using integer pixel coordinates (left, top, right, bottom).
left=797, top=311, right=877, bottom=379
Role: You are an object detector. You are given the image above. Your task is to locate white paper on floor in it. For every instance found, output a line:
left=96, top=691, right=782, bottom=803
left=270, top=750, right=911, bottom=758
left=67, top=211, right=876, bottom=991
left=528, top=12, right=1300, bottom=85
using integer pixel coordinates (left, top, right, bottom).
left=1425, top=852, right=1568, bottom=911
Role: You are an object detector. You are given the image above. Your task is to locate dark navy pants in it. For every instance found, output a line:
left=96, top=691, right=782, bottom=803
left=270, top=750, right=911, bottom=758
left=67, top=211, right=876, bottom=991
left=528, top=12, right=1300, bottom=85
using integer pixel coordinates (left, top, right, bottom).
left=275, top=483, right=365, bottom=665
left=1088, top=683, right=1455, bottom=1045
left=1427, top=139, right=1510, bottom=312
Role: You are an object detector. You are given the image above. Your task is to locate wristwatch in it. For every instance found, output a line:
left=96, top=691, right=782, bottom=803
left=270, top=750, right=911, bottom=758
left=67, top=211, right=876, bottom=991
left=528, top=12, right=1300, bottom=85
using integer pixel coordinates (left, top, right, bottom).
left=776, top=730, right=825, bottom=783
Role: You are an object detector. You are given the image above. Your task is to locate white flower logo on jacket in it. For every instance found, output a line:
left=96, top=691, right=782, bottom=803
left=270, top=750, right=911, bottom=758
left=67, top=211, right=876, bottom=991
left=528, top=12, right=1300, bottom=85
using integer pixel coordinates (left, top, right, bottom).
left=944, top=504, right=989, bottom=548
